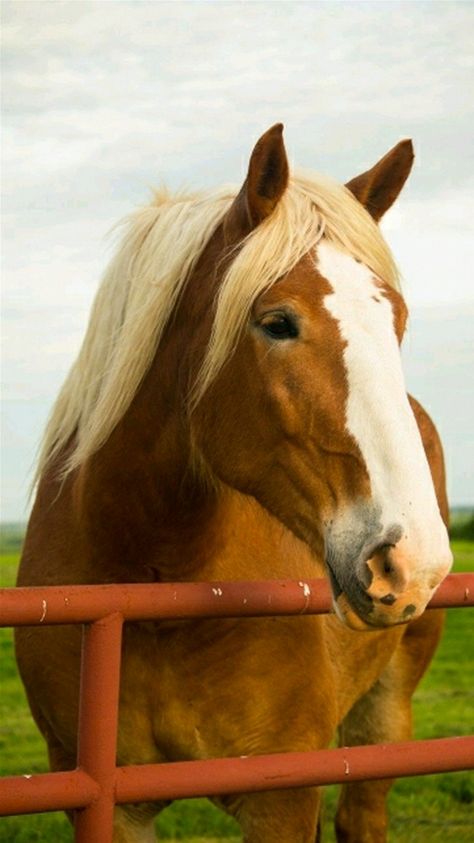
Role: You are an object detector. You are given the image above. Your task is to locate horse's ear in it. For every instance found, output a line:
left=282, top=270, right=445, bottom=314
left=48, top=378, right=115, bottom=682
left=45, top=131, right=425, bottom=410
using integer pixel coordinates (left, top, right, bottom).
left=345, top=140, right=414, bottom=221
left=225, top=123, right=289, bottom=239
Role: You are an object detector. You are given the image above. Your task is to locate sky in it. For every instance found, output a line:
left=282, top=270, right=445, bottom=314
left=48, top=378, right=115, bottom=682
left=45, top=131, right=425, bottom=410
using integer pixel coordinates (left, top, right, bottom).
left=1, top=0, right=473, bottom=521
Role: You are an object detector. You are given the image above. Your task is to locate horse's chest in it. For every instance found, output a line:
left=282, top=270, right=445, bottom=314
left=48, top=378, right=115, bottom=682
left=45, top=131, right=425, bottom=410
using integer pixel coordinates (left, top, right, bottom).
left=118, top=616, right=365, bottom=764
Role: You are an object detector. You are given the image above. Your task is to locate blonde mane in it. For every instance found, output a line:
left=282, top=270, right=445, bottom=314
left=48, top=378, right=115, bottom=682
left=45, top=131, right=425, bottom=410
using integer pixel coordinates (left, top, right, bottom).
left=37, top=171, right=400, bottom=480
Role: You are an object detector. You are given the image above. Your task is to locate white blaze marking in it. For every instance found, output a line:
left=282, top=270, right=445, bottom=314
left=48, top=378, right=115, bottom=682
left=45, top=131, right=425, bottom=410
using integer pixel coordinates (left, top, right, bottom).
left=317, top=241, right=450, bottom=580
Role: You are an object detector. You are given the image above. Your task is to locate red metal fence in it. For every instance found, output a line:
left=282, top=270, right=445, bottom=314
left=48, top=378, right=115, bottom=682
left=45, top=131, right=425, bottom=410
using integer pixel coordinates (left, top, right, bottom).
left=1, top=574, right=474, bottom=843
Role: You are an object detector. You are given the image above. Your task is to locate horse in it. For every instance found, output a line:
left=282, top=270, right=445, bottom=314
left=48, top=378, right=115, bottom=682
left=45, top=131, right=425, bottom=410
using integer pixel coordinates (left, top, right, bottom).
left=16, top=124, right=452, bottom=843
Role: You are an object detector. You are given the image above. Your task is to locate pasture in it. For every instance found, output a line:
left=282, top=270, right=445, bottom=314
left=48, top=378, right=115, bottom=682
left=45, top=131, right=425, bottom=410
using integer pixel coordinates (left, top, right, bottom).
left=0, top=537, right=472, bottom=842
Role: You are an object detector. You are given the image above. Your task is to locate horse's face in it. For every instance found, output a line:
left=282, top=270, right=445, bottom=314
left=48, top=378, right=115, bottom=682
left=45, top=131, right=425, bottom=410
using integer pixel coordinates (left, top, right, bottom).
left=194, top=125, right=452, bottom=630
left=197, top=241, right=451, bottom=629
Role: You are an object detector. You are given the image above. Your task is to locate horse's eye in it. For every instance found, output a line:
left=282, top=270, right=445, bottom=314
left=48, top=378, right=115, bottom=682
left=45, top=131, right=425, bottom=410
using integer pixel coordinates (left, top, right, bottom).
left=260, top=314, right=299, bottom=340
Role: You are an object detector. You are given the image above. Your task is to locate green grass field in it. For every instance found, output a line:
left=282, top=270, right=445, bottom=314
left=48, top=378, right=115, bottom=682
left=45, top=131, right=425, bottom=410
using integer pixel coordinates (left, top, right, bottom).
left=0, top=542, right=473, bottom=842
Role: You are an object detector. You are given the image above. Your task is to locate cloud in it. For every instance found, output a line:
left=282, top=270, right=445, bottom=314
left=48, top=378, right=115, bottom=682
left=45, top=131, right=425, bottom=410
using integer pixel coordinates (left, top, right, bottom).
left=403, top=304, right=474, bottom=507
left=2, top=0, right=473, bottom=518
left=381, top=189, right=474, bottom=306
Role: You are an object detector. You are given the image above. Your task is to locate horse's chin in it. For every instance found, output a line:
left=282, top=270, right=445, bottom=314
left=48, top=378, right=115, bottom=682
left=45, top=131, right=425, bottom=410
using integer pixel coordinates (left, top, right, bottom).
left=325, top=551, right=430, bottom=631
left=325, top=559, right=379, bottom=631
left=331, top=593, right=374, bottom=631
left=332, top=590, right=424, bottom=632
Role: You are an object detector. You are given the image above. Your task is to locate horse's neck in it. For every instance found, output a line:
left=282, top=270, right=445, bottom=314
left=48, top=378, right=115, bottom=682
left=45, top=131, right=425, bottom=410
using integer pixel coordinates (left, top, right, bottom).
left=75, top=398, right=208, bottom=580
left=192, top=489, right=324, bottom=583
left=76, top=407, right=320, bottom=583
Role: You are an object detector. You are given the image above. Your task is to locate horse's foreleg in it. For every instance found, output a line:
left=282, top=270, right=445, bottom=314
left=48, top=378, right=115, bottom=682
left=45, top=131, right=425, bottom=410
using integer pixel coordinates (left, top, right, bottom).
left=221, top=786, right=321, bottom=842
left=335, top=609, right=445, bottom=843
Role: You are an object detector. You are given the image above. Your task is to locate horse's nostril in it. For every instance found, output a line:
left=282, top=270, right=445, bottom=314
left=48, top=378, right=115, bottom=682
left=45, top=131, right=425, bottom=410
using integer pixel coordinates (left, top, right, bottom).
left=383, top=558, right=393, bottom=575
left=367, top=543, right=396, bottom=575
left=365, top=539, right=409, bottom=596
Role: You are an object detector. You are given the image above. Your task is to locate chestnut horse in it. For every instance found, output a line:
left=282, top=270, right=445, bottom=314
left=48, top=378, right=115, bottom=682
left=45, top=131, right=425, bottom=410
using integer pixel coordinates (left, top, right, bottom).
left=16, top=125, right=452, bottom=842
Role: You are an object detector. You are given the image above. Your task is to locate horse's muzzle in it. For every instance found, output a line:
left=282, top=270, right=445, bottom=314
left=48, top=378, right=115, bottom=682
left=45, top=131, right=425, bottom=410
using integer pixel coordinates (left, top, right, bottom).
left=327, top=539, right=452, bottom=631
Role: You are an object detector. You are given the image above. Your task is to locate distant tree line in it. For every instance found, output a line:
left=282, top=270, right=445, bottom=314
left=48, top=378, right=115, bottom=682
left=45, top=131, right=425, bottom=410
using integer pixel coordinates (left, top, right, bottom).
left=0, top=523, right=25, bottom=553
left=449, top=513, right=474, bottom=541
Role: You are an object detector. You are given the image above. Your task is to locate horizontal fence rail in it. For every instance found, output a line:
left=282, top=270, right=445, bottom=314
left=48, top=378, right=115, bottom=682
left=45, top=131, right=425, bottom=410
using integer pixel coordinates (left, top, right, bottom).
left=1, top=573, right=473, bottom=626
left=2, top=737, right=474, bottom=816
left=1, top=573, right=473, bottom=843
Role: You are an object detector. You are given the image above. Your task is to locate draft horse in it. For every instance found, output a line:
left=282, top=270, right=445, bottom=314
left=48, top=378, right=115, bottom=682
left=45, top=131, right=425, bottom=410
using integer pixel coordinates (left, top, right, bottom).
left=16, top=125, right=452, bottom=842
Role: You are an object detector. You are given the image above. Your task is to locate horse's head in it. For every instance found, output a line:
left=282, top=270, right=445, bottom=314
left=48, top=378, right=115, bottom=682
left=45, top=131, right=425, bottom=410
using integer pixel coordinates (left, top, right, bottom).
left=193, top=125, right=452, bottom=630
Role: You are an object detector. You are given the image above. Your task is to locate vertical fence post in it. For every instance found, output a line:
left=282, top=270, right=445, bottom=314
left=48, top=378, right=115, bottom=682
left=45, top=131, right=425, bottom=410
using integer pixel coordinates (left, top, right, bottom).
left=74, top=613, right=123, bottom=843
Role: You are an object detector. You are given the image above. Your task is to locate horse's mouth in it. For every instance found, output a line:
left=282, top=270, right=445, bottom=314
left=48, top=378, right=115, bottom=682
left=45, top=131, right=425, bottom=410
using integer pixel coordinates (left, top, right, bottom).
left=326, top=559, right=422, bottom=631
left=325, top=560, right=343, bottom=601
left=326, top=560, right=382, bottom=631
